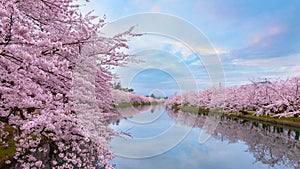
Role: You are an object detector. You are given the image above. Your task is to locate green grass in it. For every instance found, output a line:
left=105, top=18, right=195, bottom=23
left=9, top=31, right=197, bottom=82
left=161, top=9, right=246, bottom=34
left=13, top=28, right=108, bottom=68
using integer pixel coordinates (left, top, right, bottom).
left=113, top=102, right=133, bottom=108
left=114, top=102, right=160, bottom=108
left=0, top=125, right=16, bottom=167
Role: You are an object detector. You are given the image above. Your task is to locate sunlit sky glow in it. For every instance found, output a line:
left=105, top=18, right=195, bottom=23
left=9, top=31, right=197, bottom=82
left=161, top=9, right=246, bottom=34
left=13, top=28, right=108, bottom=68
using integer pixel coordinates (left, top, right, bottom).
left=80, top=0, right=300, bottom=96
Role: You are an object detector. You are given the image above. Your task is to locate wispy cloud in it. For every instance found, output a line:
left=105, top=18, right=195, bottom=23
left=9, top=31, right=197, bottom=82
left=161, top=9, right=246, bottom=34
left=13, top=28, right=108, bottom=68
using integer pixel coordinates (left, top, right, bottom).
left=232, top=53, right=300, bottom=68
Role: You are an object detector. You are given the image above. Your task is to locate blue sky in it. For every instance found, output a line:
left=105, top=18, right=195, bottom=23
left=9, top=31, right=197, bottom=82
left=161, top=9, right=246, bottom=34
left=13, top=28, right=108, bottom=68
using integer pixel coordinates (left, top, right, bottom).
left=80, top=0, right=300, bottom=96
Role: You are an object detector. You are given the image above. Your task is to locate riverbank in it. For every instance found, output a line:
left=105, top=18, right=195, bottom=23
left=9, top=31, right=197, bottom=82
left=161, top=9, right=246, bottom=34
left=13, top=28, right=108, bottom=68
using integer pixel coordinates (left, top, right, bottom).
left=113, top=102, right=161, bottom=108
left=173, top=105, right=300, bottom=129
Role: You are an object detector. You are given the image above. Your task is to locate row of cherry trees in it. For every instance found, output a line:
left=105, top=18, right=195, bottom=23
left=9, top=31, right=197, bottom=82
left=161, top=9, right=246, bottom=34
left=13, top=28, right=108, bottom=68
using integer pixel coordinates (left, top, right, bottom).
left=166, top=76, right=300, bottom=117
left=111, top=89, right=163, bottom=105
left=0, top=0, right=133, bottom=168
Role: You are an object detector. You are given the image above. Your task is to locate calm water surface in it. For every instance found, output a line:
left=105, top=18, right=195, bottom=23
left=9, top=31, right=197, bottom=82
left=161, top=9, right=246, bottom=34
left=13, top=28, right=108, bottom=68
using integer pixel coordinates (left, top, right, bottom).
left=109, top=105, right=300, bottom=169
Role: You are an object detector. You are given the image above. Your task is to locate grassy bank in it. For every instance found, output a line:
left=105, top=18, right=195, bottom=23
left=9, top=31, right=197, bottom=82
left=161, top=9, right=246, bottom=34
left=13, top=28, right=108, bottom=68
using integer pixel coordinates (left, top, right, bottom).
left=113, top=102, right=160, bottom=108
left=174, top=105, right=300, bottom=129
left=0, top=125, right=16, bottom=168
left=172, top=105, right=209, bottom=115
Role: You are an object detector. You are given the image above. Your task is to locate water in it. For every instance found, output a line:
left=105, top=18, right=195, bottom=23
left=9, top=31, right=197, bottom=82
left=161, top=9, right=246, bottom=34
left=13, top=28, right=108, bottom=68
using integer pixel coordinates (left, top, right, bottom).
left=109, top=105, right=300, bottom=169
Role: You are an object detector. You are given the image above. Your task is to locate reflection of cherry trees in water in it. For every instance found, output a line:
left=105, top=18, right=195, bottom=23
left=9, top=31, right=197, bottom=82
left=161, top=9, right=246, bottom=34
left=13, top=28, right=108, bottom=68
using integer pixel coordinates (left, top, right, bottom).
left=108, top=106, right=157, bottom=125
left=166, top=109, right=300, bottom=169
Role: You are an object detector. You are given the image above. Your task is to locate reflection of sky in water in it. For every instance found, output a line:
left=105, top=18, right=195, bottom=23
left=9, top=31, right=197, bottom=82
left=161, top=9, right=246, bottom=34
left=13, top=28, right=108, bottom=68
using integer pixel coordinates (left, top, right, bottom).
left=110, top=106, right=291, bottom=169
left=110, top=106, right=174, bottom=138
left=126, top=106, right=165, bottom=124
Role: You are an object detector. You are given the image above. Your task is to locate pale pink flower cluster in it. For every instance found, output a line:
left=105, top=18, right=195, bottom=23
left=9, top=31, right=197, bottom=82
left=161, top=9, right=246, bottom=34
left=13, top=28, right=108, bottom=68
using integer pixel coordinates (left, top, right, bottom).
left=111, top=89, right=162, bottom=105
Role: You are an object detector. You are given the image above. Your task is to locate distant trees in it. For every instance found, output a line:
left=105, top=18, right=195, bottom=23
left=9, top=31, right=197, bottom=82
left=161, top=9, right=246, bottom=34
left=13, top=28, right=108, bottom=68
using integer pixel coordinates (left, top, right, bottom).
left=112, top=82, right=134, bottom=92
left=150, top=93, right=155, bottom=98
left=145, top=94, right=168, bottom=99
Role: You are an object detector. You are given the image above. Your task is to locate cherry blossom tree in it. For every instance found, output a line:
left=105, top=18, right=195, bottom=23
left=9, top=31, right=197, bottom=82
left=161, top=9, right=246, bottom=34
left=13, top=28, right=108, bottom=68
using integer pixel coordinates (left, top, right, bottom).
left=246, top=77, right=300, bottom=117
left=111, top=89, right=163, bottom=106
left=0, top=0, right=133, bottom=168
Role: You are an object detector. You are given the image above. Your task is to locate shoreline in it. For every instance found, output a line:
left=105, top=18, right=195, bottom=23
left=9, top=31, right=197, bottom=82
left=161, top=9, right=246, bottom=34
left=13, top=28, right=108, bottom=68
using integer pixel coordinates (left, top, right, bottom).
left=113, top=102, right=161, bottom=108
left=174, top=105, right=300, bottom=129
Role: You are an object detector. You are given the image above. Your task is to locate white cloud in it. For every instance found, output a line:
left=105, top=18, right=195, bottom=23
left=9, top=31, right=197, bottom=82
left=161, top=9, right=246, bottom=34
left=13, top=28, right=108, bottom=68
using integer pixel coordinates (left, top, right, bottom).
left=197, top=47, right=229, bottom=56
left=232, top=53, right=300, bottom=68
left=127, top=34, right=196, bottom=62
left=291, top=65, right=300, bottom=72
